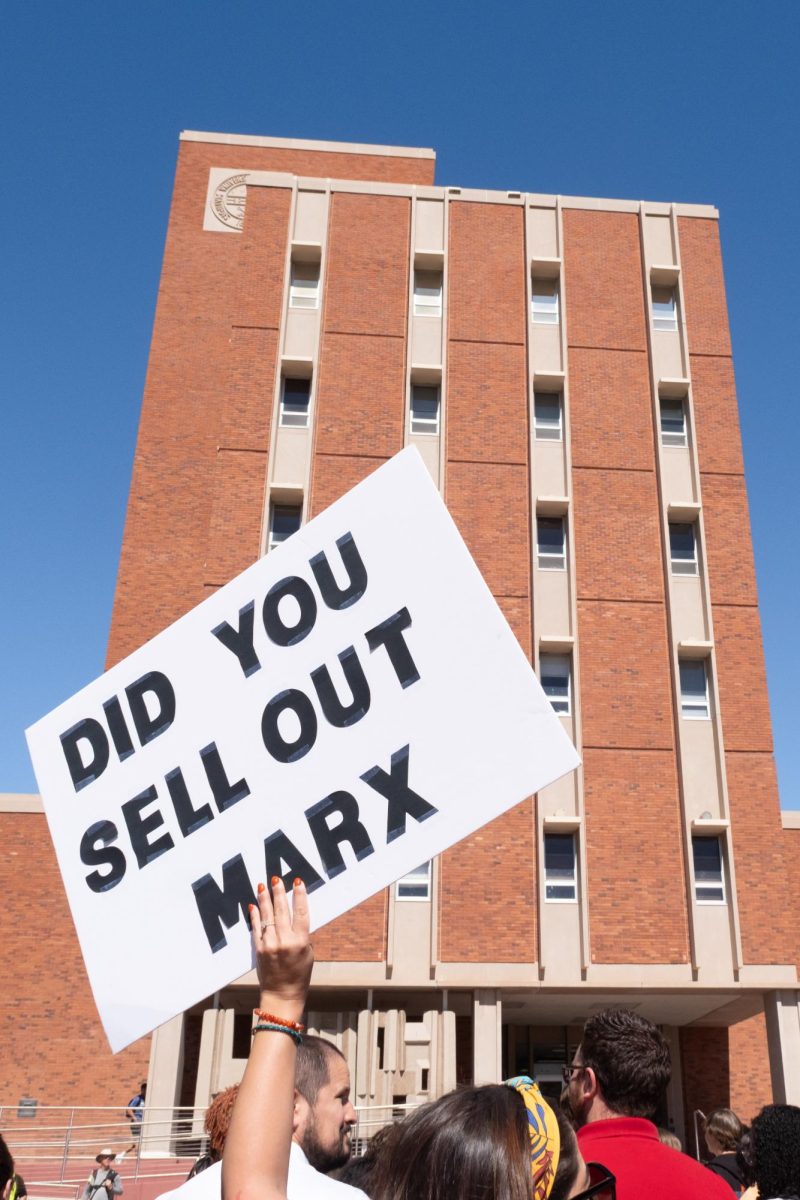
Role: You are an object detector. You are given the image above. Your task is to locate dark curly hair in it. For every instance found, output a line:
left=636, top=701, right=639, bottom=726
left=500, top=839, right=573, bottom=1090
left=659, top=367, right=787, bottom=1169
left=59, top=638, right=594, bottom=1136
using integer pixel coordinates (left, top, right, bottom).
left=751, top=1104, right=800, bottom=1198
left=0, top=1134, right=14, bottom=1195
left=580, top=1008, right=671, bottom=1119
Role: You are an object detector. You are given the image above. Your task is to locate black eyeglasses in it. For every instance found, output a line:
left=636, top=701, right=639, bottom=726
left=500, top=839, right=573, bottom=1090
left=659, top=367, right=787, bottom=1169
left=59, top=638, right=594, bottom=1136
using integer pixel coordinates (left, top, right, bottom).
left=561, top=1062, right=585, bottom=1084
left=571, top=1162, right=616, bottom=1200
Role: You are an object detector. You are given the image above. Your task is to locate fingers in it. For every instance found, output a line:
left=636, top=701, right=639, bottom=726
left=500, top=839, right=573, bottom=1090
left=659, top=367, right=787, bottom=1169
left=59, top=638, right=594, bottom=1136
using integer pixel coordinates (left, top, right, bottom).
left=291, top=878, right=310, bottom=938
left=270, top=875, right=290, bottom=934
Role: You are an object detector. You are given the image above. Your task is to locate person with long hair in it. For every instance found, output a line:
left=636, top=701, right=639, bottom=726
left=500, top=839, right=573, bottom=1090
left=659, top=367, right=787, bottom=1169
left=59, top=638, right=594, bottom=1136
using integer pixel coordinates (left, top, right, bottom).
left=222, top=878, right=615, bottom=1200
left=702, top=1108, right=747, bottom=1193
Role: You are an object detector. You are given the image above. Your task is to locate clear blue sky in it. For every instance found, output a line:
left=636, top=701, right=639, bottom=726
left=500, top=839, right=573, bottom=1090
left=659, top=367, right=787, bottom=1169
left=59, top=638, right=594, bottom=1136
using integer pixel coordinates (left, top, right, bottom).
left=3, top=1, right=798, bottom=806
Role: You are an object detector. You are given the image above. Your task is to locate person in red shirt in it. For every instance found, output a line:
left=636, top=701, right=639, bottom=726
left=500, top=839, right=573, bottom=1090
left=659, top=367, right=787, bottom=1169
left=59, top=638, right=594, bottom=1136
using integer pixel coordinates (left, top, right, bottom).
left=562, top=1008, right=732, bottom=1200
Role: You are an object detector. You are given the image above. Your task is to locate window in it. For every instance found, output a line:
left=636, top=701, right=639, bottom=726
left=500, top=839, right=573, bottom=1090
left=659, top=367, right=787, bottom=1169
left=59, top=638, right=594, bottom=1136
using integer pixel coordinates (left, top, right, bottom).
left=540, top=654, right=571, bottom=715
left=544, top=833, right=577, bottom=901
left=413, top=269, right=443, bottom=317
left=280, top=378, right=311, bottom=428
left=268, top=503, right=302, bottom=551
left=534, top=392, right=562, bottom=441
left=410, top=385, right=440, bottom=435
left=669, top=522, right=698, bottom=575
left=660, top=397, right=687, bottom=447
left=692, top=836, right=725, bottom=903
left=289, top=260, right=320, bottom=309
left=532, top=279, right=560, bottom=325
left=679, top=658, right=709, bottom=719
left=396, top=861, right=431, bottom=901
left=537, top=516, right=566, bottom=570
left=651, top=285, right=678, bottom=332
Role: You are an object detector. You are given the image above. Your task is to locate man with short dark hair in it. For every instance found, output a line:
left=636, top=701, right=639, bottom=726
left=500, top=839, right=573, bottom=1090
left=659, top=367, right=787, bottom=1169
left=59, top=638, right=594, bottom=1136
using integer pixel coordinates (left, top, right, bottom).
left=563, top=1008, right=732, bottom=1199
left=157, top=1035, right=365, bottom=1200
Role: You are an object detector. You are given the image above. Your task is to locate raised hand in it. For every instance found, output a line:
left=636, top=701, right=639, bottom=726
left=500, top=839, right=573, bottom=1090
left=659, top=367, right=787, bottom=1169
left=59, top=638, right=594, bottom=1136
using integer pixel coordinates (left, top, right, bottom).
left=249, top=877, right=314, bottom=1021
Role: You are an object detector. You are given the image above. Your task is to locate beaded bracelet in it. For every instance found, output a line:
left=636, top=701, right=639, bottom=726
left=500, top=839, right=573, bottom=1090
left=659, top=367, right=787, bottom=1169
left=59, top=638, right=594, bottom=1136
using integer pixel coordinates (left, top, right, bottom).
left=253, top=1021, right=303, bottom=1046
left=254, top=1008, right=305, bottom=1033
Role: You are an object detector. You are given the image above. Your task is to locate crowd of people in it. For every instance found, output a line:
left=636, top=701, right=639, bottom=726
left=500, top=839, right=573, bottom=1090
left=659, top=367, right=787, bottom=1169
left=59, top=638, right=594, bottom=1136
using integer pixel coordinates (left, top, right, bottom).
left=1, top=878, right=799, bottom=1200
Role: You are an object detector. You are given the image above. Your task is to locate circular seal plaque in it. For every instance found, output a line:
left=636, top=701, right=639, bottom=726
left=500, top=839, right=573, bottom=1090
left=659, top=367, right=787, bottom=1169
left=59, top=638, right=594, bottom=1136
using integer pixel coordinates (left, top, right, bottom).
left=211, top=173, right=249, bottom=230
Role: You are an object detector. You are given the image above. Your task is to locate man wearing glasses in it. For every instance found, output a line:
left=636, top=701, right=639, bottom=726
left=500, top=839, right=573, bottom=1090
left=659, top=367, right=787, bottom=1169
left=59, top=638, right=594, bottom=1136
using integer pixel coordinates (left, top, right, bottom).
left=562, top=1009, right=732, bottom=1199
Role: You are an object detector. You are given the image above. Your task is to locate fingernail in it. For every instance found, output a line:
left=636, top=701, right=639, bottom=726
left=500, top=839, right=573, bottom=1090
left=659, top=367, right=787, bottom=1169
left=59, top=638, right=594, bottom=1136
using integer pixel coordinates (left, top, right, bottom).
left=293, top=877, right=303, bottom=888
left=248, top=904, right=256, bottom=915
left=257, top=882, right=266, bottom=895
left=271, top=875, right=281, bottom=888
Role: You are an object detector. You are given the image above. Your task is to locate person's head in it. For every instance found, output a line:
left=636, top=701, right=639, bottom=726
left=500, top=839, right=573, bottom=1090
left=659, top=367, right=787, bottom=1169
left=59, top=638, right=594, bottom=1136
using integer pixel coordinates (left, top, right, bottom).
left=140, top=1083, right=147, bottom=1098
left=751, top=1104, right=800, bottom=1199
left=293, top=1035, right=356, bottom=1174
left=0, top=1135, right=14, bottom=1200
left=367, top=1083, right=594, bottom=1200
left=735, top=1127, right=756, bottom=1189
left=703, top=1107, right=743, bottom=1157
left=95, top=1150, right=115, bottom=1168
left=563, top=1008, right=671, bottom=1127
left=657, top=1128, right=682, bottom=1152
left=204, top=1085, right=239, bottom=1156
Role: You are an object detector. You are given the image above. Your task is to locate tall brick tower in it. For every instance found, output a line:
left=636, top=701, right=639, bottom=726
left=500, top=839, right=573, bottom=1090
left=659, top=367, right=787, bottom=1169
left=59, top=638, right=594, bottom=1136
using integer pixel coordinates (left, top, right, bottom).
left=3, top=131, right=797, bottom=1145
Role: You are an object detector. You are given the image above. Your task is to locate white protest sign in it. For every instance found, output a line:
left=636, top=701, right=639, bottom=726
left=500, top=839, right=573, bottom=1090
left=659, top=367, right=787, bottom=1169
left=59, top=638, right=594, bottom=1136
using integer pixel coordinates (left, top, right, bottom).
left=27, top=447, right=580, bottom=1052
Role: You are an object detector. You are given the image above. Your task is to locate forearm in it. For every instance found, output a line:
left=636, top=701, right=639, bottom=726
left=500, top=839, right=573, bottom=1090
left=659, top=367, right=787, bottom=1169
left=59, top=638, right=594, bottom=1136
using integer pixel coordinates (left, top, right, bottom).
left=222, top=992, right=303, bottom=1200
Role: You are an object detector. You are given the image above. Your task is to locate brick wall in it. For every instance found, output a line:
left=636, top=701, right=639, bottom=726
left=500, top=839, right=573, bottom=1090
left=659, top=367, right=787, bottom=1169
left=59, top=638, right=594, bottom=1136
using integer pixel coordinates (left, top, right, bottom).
left=584, top=748, right=689, bottom=963
left=681, top=1009, right=774, bottom=1135
left=0, top=813, right=150, bottom=1106
left=563, top=210, right=647, bottom=351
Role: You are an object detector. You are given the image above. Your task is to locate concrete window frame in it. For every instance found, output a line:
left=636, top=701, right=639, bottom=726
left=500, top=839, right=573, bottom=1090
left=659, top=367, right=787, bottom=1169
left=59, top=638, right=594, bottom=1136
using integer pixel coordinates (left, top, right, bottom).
left=669, top=521, right=699, bottom=576
left=691, top=835, right=727, bottom=904
left=534, top=390, right=563, bottom=441
left=544, top=832, right=578, bottom=903
left=540, top=652, right=571, bottom=715
left=410, top=383, right=440, bottom=435
left=679, top=657, right=710, bottom=720
left=279, top=376, right=312, bottom=428
left=268, top=501, right=303, bottom=552
left=288, top=259, right=320, bottom=309
left=395, top=860, right=432, bottom=901
left=531, top=277, right=560, bottom=325
left=413, top=268, right=443, bottom=317
left=659, top=395, right=688, bottom=447
left=537, top=515, right=567, bottom=571
left=651, top=283, right=679, bottom=332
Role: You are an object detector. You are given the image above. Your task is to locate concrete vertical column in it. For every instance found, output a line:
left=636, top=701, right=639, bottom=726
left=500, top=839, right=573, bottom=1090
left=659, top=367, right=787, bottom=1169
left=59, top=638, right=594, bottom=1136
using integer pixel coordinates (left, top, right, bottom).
left=473, top=989, right=502, bottom=1085
left=142, top=1012, right=185, bottom=1155
left=765, top=990, right=800, bottom=1103
left=662, top=1025, right=687, bottom=1146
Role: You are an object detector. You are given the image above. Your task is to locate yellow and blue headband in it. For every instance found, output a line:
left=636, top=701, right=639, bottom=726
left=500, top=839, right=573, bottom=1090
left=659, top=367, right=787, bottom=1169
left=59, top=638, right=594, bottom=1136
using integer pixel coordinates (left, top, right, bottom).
left=505, top=1076, right=561, bottom=1200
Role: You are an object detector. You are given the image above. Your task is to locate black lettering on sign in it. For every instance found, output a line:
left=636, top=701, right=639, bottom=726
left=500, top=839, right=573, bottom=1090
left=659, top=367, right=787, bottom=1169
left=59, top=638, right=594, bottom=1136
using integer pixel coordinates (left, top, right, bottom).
left=211, top=601, right=261, bottom=679
left=121, top=785, right=175, bottom=869
left=102, top=696, right=135, bottom=763
left=361, top=744, right=437, bottom=842
left=165, top=766, right=215, bottom=837
left=365, top=608, right=420, bottom=689
left=309, top=532, right=368, bottom=610
left=306, top=791, right=375, bottom=879
left=261, top=688, right=318, bottom=764
left=263, top=577, right=317, bottom=647
left=125, top=671, right=176, bottom=747
left=264, top=830, right=325, bottom=894
left=311, top=646, right=371, bottom=728
left=61, top=718, right=109, bottom=792
left=200, top=742, right=250, bottom=813
left=192, top=855, right=256, bottom=954
left=80, top=819, right=126, bottom=892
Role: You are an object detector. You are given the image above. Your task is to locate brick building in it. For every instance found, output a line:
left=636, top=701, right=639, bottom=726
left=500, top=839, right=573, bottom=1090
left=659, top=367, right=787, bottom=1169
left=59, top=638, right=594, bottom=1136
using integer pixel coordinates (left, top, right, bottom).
left=3, top=130, right=799, bottom=1147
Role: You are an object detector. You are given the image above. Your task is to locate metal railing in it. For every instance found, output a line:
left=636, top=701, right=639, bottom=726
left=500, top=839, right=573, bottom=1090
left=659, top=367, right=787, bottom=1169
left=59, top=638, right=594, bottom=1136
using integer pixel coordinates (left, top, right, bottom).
left=0, top=1106, right=208, bottom=1192
left=0, top=1100, right=426, bottom=1189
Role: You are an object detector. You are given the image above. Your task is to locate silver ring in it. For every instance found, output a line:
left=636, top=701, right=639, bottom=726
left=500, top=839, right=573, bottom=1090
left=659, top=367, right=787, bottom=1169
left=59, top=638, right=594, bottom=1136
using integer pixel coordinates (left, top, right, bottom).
left=261, top=921, right=276, bottom=933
